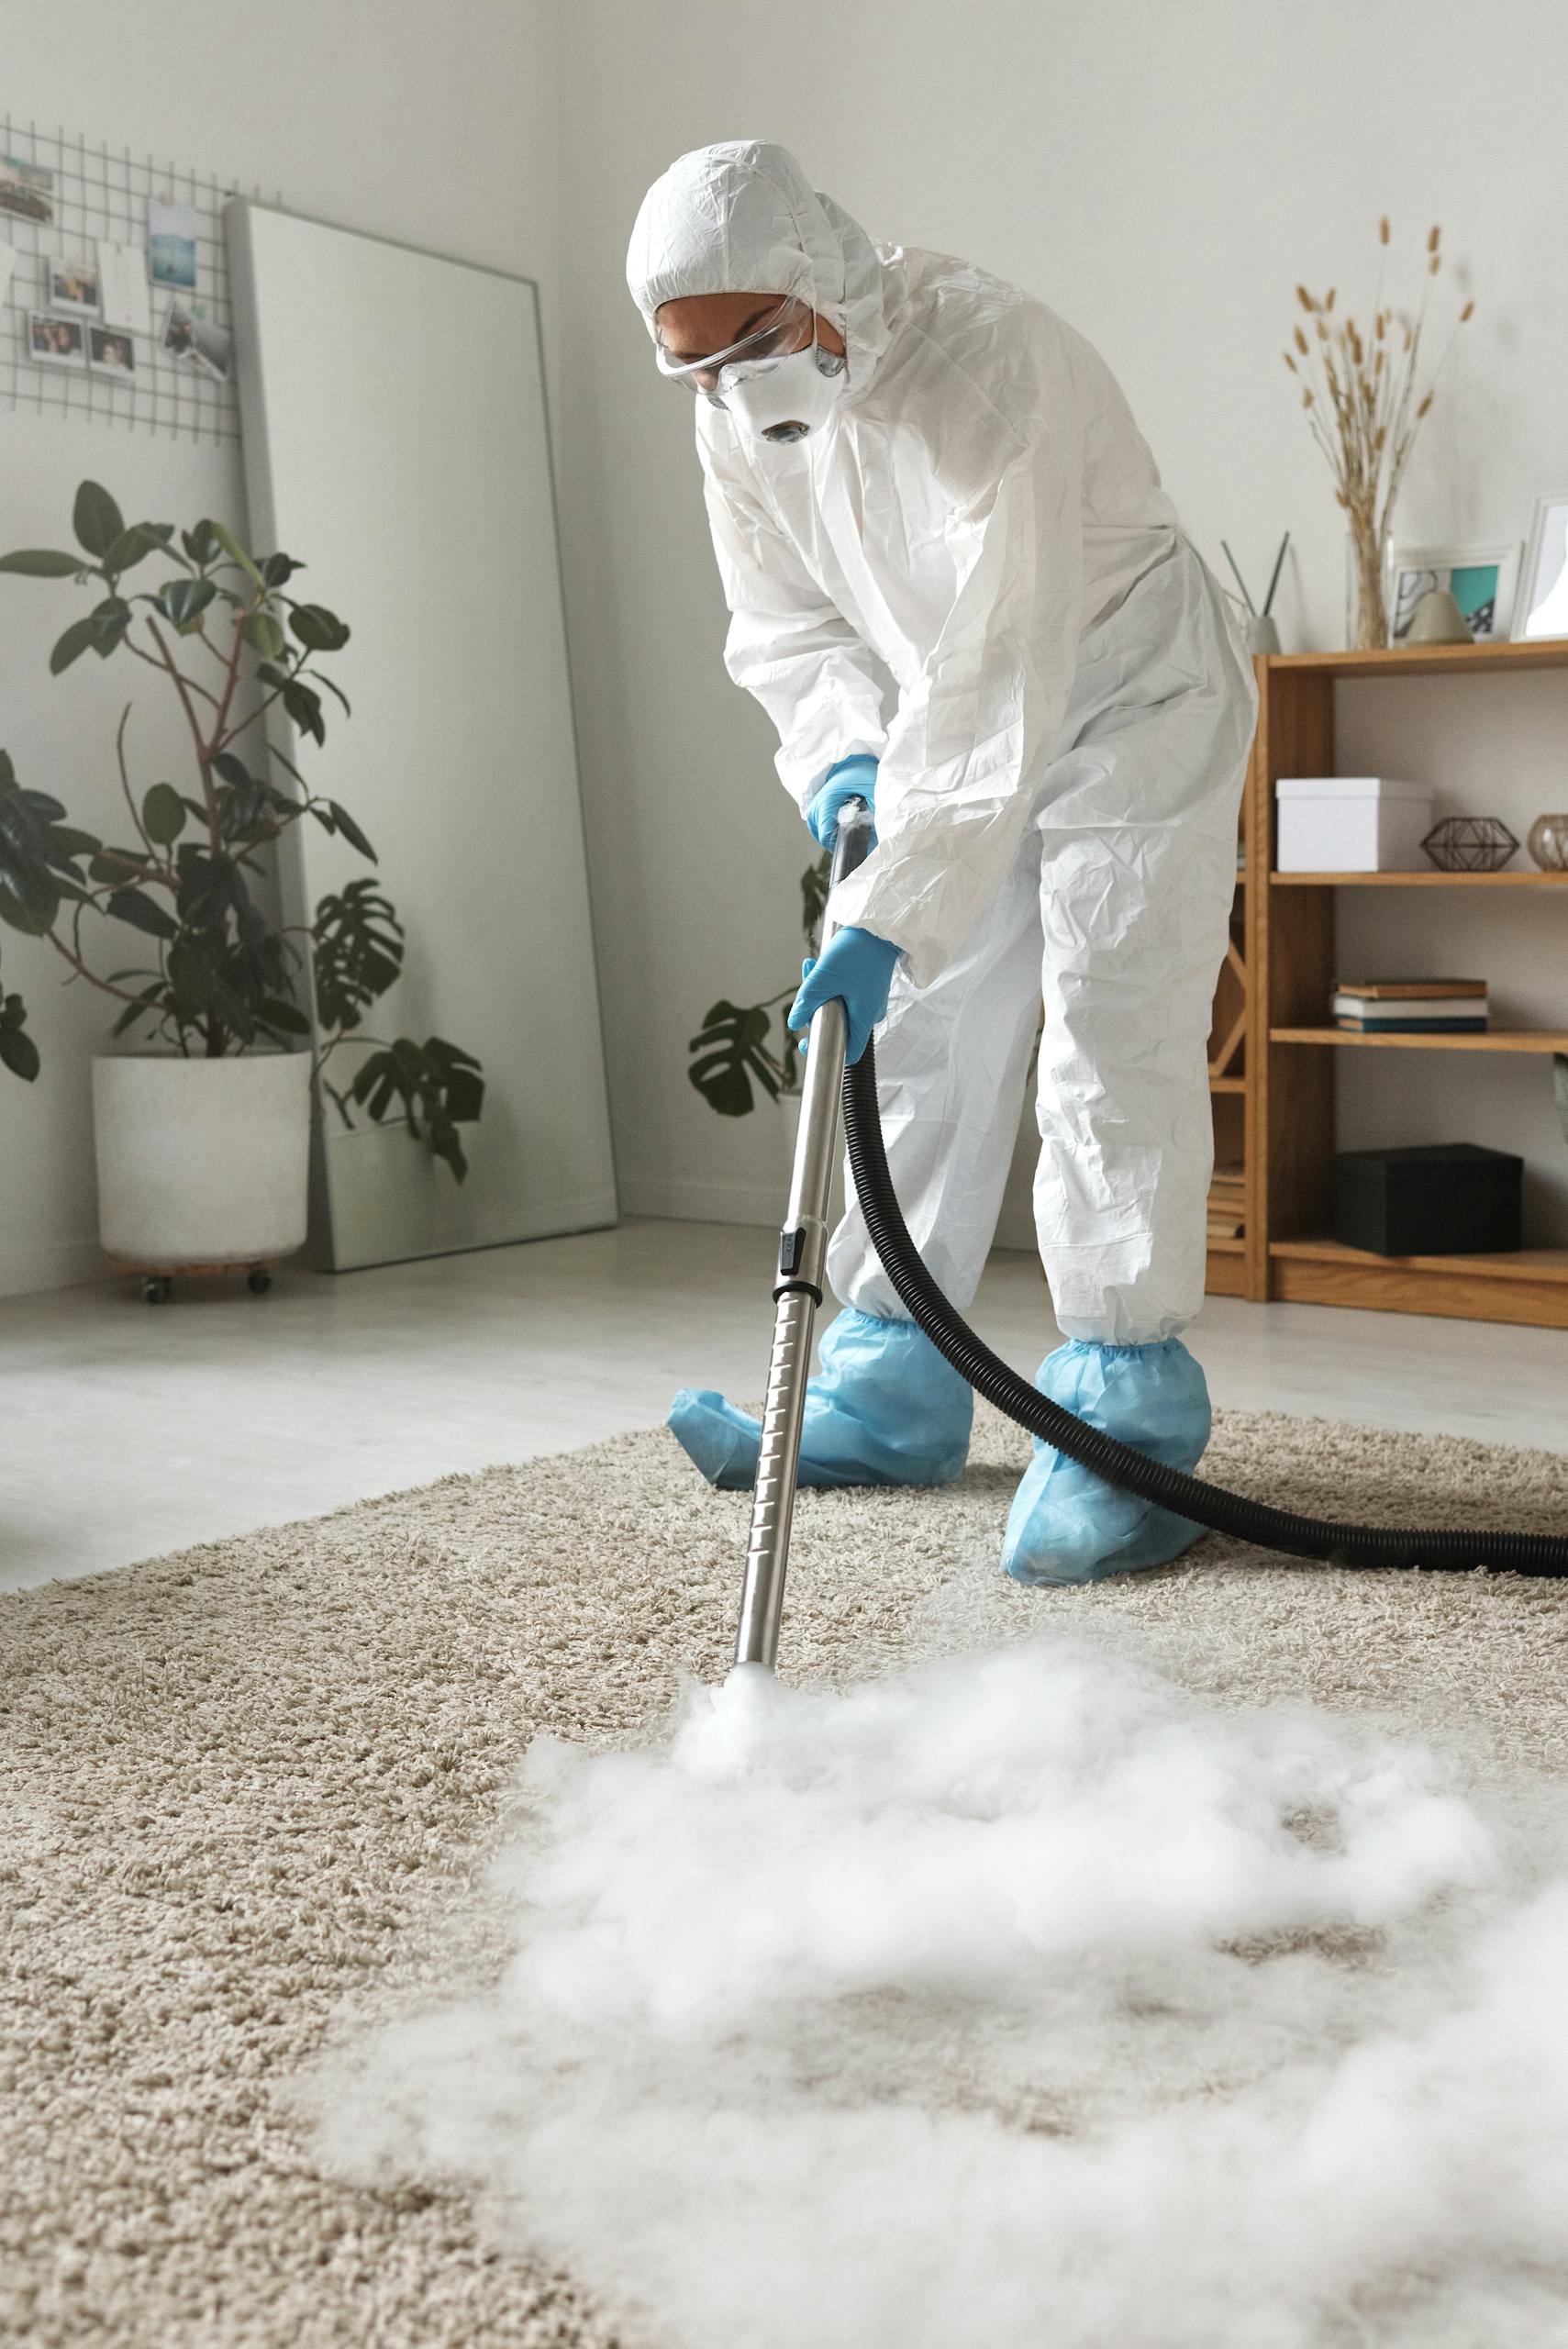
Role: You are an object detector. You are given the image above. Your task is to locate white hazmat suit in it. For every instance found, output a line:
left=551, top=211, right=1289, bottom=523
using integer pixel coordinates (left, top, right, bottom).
left=628, top=141, right=1254, bottom=1349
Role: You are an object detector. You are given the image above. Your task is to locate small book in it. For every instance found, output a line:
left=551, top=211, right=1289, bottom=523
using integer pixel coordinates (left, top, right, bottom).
left=1332, top=993, right=1489, bottom=1023
left=1334, top=1016, right=1490, bottom=1033
left=1334, top=978, right=1487, bottom=1000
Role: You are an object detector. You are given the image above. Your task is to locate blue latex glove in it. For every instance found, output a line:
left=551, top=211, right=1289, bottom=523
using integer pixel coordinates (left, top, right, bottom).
left=788, top=926, right=899, bottom=1064
left=805, top=754, right=878, bottom=849
left=1001, top=1337, right=1213, bottom=1586
left=669, top=1308, right=973, bottom=1490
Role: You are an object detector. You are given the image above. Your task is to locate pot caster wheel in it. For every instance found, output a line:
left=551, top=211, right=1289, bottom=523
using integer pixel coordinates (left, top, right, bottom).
left=142, top=1275, right=173, bottom=1305
left=247, top=1269, right=272, bottom=1296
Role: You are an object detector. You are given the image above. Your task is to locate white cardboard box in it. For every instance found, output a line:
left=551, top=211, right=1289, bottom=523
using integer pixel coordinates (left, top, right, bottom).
left=1275, top=776, right=1434, bottom=873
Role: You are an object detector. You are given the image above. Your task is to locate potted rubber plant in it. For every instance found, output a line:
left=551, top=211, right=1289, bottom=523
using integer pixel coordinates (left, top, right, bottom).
left=0, top=481, right=483, bottom=1296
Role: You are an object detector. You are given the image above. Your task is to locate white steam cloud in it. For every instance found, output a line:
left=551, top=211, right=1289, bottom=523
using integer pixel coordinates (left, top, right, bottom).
left=311, top=1635, right=1568, bottom=2347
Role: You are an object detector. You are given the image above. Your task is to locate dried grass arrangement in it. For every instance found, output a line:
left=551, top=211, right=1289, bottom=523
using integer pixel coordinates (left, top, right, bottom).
left=1284, top=221, right=1474, bottom=649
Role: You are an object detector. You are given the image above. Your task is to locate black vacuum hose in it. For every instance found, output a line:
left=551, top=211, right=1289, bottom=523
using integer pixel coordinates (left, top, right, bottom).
left=842, top=1044, right=1568, bottom=1575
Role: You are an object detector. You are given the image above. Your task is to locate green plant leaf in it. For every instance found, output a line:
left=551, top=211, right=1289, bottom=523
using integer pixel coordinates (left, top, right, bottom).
left=101, top=523, right=167, bottom=575
left=209, top=751, right=250, bottom=786
left=287, top=603, right=350, bottom=654
left=164, top=941, right=209, bottom=1018
left=158, top=574, right=218, bottom=630
left=261, top=552, right=301, bottom=586
left=88, top=847, right=150, bottom=885
left=258, top=995, right=311, bottom=1036
left=312, top=877, right=403, bottom=1030
left=183, top=521, right=218, bottom=565
left=0, top=549, right=86, bottom=577
left=49, top=616, right=100, bottom=675
left=106, top=886, right=178, bottom=941
left=0, top=880, right=56, bottom=935
left=175, top=853, right=236, bottom=930
left=328, top=801, right=375, bottom=861
left=206, top=519, right=262, bottom=584
left=0, top=993, right=40, bottom=1081
left=87, top=596, right=132, bottom=659
left=72, top=482, right=125, bottom=559
left=241, top=608, right=287, bottom=662
left=316, top=672, right=351, bottom=719
left=687, top=998, right=784, bottom=1118
left=109, top=981, right=167, bottom=1039
left=801, top=853, right=830, bottom=943
left=282, top=678, right=325, bottom=745
left=48, top=823, right=100, bottom=863
left=141, top=783, right=186, bottom=846
left=345, top=1034, right=484, bottom=1182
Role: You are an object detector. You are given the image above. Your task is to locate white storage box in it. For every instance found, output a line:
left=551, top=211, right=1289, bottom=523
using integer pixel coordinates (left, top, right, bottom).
left=1275, top=776, right=1434, bottom=874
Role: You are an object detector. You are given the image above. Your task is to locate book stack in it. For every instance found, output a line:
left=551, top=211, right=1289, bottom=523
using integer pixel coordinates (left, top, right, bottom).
left=1331, top=978, right=1489, bottom=1034
left=1207, top=1158, right=1246, bottom=1241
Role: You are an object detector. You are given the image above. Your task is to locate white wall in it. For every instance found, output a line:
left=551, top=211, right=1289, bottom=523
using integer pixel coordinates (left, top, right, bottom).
left=0, top=0, right=564, bottom=1296
left=554, top=0, right=1568, bottom=1244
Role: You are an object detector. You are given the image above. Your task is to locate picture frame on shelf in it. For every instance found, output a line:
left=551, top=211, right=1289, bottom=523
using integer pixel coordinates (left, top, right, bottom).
left=1385, top=541, right=1522, bottom=644
left=1516, top=494, right=1568, bottom=642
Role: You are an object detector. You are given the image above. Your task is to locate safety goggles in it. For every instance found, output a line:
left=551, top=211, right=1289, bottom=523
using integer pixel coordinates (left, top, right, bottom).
left=654, top=294, right=816, bottom=398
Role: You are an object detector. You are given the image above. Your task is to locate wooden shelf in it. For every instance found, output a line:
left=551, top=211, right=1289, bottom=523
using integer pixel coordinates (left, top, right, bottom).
left=1272, top=868, right=1568, bottom=887
left=1272, top=1026, right=1568, bottom=1054
left=1208, top=640, right=1568, bottom=1326
left=1265, top=638, right=1568, bottom=681
left=1205, top=1234, right=1245, bottom=1254
left=1267, top=1236, right=1568, bottom=1328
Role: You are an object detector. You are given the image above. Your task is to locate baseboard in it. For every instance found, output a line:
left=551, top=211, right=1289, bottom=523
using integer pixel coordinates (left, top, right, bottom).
left=619, top=1174, right=1042, bottom=1261
left=617, top=1174, right=784, bottom=1228
left=0, top=1233, right=117, bottom=1300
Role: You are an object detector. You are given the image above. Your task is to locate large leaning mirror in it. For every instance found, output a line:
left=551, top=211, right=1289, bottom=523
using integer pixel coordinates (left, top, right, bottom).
left=226, top=201, right=615, bottom=1269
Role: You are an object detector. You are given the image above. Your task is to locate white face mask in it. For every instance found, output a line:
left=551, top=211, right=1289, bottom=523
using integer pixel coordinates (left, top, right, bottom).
left=717, top=342, right=848, bottom=445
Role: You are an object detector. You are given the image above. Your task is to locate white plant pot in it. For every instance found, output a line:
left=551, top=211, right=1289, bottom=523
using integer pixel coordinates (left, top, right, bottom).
left=92, top=1051, right=312, bottom=1267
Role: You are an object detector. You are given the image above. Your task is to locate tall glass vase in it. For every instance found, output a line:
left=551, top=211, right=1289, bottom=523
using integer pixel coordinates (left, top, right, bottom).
left=1345, top=513, right=1389, bottom=651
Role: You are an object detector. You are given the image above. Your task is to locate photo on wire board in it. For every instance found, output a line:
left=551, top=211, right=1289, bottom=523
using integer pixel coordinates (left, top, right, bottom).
left=0, top=155, right=53, bottom=225
left=50, top=259, right=102, bottom=314
left=161, top=295, right=231, bottom=382
left=148, top=198, right=197, bottom=291
left=25, top=310, right=84, bottom=368
left=87, top=324, right=137, bottom=380
left=1386, top=542, right=1522, bottom=643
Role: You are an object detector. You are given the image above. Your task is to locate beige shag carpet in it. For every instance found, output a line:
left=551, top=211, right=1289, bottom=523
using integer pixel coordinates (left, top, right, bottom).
left=4, top=1401, right=1568, bottom=2348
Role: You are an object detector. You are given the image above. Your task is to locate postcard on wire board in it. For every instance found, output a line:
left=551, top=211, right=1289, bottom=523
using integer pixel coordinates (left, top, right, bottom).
left=0, top=156, right=53, bottom=225
left=25, top=310, right=84, bottom=368
left=148, top=198, right=197, bottom=291
left=87, top=323, right=137, bottom=381
left=49, top=258, right=101, bottom=314
left=96, top=242, right=152, bottom=336
left=161, top=295, right=231, bottom=382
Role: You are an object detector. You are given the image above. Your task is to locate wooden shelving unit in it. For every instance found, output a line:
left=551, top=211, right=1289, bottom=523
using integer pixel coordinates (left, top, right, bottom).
left=1203, top=638, right=1568, bottom=1327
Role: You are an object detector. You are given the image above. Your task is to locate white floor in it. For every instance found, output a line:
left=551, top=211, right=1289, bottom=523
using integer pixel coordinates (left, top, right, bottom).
left=2, top=1216, right=1562, bottom=1594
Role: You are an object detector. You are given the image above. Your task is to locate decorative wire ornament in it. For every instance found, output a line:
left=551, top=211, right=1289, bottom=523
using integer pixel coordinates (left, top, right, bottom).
left=1421, top=816, right=1520, bottom=873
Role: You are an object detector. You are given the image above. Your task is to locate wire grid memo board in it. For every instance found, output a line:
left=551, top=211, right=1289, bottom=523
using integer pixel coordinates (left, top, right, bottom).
left=0, top=117, right=280, bottom=447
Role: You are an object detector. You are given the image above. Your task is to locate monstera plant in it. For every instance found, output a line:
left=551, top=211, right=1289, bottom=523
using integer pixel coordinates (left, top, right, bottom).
left=688, top=852, right=829, bottom=1116
left=0, top=482, right=483, bottom=1290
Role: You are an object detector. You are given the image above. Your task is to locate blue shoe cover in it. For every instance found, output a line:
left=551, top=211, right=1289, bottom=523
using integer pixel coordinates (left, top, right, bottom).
left=1001, top=1338, right=1212, bottom=1586
left=668, top=1308, right=973, bottom=1490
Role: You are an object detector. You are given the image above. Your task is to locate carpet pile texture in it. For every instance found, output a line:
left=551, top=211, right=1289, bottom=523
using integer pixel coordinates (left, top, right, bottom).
left=4, top=1403, right=1567, bottom=2346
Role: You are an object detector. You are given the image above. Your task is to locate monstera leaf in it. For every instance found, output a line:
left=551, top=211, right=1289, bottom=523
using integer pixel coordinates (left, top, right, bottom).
left=688, top=997, right=787, bottom=1119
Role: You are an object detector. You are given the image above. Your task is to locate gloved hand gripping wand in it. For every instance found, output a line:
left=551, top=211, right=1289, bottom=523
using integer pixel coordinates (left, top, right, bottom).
left=734, top=797, right=876, bottom=1669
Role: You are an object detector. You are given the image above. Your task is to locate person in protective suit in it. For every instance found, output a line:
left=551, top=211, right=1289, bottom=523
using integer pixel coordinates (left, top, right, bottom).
left=627, top=140, right=1256, bottom=1585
